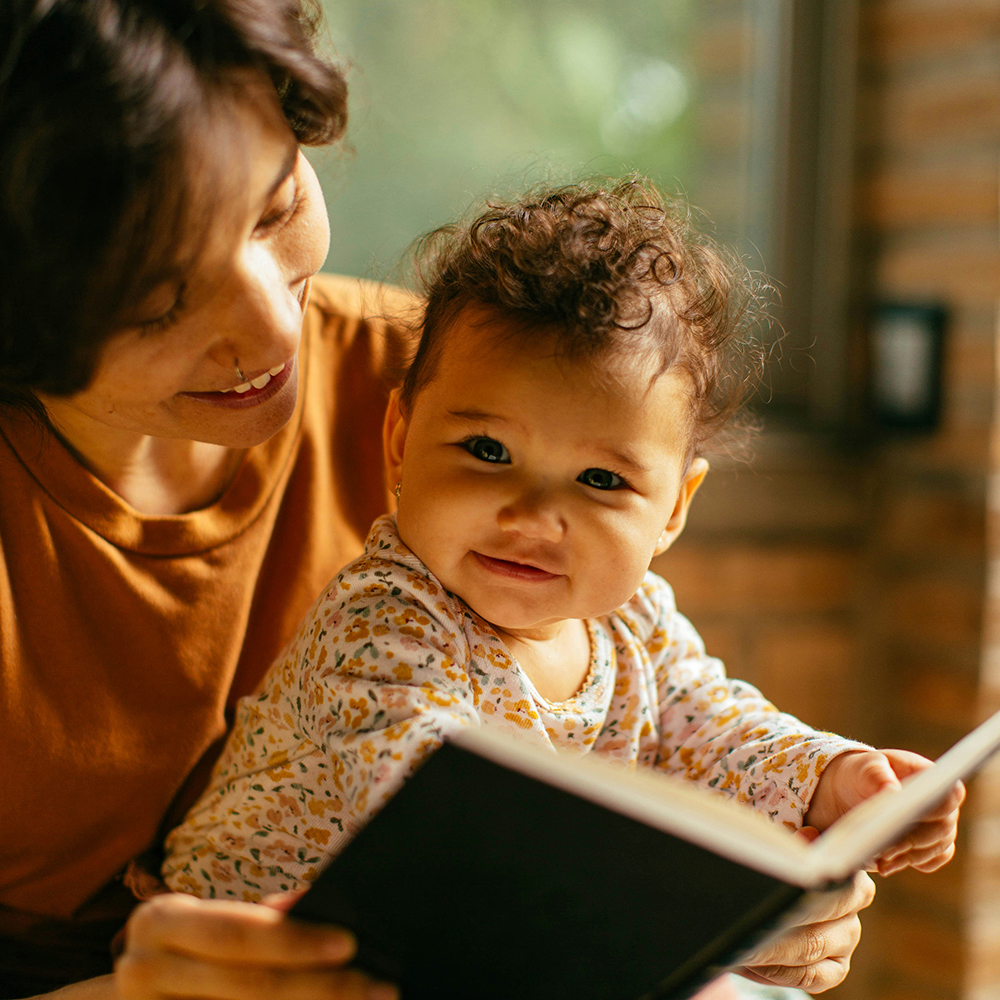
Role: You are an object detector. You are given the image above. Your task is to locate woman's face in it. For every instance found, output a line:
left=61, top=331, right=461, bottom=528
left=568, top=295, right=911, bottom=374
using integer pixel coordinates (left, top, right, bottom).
left=39, top=88, right=331, bottom=450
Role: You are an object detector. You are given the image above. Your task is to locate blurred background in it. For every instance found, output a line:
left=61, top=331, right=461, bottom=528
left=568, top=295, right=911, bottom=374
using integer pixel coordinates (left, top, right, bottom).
left=312, top=1, right=1000, bottom=997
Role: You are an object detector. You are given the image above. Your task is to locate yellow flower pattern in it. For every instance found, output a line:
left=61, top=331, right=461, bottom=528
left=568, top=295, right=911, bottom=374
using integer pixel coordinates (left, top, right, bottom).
left=162, top=516, right=865, bottom=899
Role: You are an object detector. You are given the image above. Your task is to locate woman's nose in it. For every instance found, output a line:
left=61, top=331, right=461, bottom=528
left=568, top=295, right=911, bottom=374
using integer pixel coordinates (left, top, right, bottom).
left=496, top=488, right=566, bottom=542
left=223, top=247, right=305, bottom=365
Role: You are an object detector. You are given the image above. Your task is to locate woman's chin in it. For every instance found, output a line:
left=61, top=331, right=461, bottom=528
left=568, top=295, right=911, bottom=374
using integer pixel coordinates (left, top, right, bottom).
left=179, top=368, right=299, bottom=447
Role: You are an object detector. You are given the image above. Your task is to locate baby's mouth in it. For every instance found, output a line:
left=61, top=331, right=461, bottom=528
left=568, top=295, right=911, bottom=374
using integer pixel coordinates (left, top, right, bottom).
left=219, top=363, right=286, bottom=394
left=473, top=552, right=560, bottom=582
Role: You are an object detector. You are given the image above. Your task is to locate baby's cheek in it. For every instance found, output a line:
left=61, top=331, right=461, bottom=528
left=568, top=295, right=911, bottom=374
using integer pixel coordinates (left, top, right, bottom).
left=578, top=546, right=650, bottom=617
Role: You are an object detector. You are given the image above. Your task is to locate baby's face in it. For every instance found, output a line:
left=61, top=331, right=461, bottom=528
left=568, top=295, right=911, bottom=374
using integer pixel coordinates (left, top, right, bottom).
left=386, top=309, right=706, bottom=638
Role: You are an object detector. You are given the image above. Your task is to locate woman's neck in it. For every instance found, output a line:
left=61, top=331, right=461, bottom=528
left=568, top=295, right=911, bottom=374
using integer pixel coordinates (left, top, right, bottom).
left=92, top=439, right=246, bottom=515
left=42, top=408, right=245, bottom=515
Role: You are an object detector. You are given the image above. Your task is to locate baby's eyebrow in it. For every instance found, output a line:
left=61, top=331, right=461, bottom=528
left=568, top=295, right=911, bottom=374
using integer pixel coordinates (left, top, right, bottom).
left=594, top=446, right=651, bottom=474
left=446, top=409, right=508, bottom=424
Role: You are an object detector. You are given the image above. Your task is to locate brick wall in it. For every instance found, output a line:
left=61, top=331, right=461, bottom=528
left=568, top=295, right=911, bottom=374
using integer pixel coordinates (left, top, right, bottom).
left=670, top=1, right=1000, bottom=997
left=852, top=2, right=998, bottom=997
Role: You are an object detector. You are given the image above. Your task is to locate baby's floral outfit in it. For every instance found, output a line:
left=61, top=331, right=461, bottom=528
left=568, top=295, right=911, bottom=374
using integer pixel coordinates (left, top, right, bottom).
left=163, top=515, right=865, bottom=899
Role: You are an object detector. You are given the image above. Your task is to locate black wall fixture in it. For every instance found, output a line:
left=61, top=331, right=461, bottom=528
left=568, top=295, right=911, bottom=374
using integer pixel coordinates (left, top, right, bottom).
left=869, top=303, right=947, bottom=431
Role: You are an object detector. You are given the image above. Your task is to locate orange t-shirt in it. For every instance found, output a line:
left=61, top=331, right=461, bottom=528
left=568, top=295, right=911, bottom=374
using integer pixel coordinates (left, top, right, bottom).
left=0, top=274, right=418, bottom=923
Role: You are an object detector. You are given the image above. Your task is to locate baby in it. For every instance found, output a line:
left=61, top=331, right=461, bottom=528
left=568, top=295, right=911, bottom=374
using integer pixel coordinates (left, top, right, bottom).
left=163, top=178, right=961, bottom=906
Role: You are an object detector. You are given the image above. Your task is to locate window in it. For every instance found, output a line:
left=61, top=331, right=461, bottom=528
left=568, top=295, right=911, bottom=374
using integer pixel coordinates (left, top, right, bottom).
left=313, top=0, right=859, bottom=428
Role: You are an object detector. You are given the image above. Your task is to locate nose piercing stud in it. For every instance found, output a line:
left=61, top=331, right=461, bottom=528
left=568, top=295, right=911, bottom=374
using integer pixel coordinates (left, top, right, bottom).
left=235, top=361, right=248, bottom=383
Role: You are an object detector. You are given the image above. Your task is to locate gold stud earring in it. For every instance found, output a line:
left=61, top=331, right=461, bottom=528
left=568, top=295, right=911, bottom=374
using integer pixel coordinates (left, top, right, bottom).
left=394, top=482, right=402, bottom=500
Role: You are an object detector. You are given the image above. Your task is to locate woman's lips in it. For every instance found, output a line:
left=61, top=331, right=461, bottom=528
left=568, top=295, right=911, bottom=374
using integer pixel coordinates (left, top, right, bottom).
left=472, top=552, right=560, bottom=582
left=181, top=359, right=294, bottom=408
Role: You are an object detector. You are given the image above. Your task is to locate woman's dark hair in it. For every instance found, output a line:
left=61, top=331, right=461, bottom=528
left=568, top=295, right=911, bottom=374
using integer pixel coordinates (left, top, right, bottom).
left=401, top=177, right=770, bottom=456
left=0, top=0, right=347, bottom=417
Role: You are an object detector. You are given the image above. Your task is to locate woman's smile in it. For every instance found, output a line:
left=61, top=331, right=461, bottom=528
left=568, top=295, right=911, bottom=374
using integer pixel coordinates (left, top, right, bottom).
left=180, top=358, right=295, bottom=408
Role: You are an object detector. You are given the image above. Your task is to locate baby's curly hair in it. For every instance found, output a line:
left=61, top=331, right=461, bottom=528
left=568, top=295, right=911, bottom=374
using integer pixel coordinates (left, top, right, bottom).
left=401, top=176, right=770, bottom=457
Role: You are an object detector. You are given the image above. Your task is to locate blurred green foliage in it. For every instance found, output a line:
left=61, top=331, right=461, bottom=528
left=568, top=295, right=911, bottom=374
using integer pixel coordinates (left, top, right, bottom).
left=313, top=0, right=699, bottom=280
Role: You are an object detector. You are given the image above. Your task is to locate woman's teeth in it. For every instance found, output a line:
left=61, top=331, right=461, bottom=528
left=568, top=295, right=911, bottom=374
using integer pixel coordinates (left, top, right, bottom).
left=221, top=363, right=285, bottom=394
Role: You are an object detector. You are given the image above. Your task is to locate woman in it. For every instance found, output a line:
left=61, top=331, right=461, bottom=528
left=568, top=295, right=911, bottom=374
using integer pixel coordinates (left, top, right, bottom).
left=0, top=1, right=874, bottom=997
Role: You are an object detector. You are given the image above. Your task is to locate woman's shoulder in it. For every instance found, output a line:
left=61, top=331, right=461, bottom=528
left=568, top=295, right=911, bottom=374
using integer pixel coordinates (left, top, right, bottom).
left=307, top=273, right=423, bottom=341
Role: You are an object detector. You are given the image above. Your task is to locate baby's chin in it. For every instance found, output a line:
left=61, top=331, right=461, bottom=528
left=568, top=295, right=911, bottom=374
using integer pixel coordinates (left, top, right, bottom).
left=462, top=596, right=609, bottom=637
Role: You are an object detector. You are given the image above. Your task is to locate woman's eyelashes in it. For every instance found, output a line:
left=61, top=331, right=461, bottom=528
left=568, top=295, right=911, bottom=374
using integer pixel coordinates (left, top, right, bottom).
left=138, top=283, right=188, bottom=336
left=257, top=180, right=302, bottom=234
left=458, top=437, right=628, bottom=491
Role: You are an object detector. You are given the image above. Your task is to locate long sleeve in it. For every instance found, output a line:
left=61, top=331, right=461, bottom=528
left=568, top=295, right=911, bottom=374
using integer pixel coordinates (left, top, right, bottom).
left=162, top=537, right=483, bottom=899
left=623, top=574, right=869, bottom=830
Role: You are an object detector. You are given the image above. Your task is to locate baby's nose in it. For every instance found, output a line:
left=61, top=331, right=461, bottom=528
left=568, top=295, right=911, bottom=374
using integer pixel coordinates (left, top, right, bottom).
left=496, top=489, right=565, bottom=541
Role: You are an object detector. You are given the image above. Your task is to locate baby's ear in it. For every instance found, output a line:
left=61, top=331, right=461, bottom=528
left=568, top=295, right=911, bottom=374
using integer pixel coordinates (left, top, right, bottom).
left=653, top=457, right=709, bottom=556
left=382, top=387, right=409, bottom=489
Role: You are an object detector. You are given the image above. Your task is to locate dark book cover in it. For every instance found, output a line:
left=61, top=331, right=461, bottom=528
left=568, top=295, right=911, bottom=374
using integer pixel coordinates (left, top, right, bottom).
left=289, top=703, right=1000, bottom=999
left=291, top=741, right=807, bottom=1000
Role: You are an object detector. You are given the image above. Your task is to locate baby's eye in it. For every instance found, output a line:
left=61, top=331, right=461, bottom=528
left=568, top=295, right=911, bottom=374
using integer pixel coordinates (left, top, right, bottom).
left=577, top=468, right=624, bottom=491
left=461, top=437, right=510, bottom=464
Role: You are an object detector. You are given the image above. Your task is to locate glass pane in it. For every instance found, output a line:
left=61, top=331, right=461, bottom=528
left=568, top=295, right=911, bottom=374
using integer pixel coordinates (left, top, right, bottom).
left=313, top=0, right=757, bottom=281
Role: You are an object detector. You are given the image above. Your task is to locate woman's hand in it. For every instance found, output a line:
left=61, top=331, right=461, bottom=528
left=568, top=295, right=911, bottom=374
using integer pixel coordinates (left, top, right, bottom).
left=736, top=871, right=876, bottom=993
left=804, top=749, right=965, bottom=875
left=112, top=891, right=398, bottom=1000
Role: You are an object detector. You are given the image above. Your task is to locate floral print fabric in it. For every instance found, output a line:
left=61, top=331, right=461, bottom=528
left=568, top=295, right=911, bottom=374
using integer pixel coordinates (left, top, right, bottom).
left=163, top=515, right=864, bottom=900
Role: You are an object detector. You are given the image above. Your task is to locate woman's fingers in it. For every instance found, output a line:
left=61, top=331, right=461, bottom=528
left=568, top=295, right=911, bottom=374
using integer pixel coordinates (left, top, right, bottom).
left=741, top=955, right=852, bottom=994
left=744, top=909, right=861, bottom=969
left=741, top=915, right=860, bottom=994
left=262, top=890, right=309, bottom=914
left=125, top=892, right=355, bottom=966
left=116, top=893, right=399, bottom=1000
left=783, top=871, right=876, bottom=927
left=116, top=949, right=388, bottom=1000
left=737, top=873, right=875, bottom=993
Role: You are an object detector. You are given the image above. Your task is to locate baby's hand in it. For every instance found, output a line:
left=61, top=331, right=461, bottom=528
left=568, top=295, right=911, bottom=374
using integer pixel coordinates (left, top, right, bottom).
left=803, top=749, right=965, bottom=876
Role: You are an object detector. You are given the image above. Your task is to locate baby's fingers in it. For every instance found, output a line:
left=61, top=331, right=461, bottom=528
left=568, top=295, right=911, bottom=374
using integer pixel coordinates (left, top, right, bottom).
left=877, top=841, right=956, bottom=876
left=876, top=812, right=960, bottom=872
left=877, top=825, right=958, bottom=873
left=884, top=814, right=958, bottom=856
left=913, top=780, right=966, bottom=822
left=943, top=780, right=966, bottom=813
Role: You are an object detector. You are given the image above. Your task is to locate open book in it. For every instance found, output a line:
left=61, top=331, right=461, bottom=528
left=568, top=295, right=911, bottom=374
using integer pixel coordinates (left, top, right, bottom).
left=291, top=710, right=1000, bottom=1000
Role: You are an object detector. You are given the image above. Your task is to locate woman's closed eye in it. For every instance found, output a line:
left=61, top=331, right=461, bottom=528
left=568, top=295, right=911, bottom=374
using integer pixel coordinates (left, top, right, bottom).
left=257, top=178, right=302, bottom=233
left=459, top=436, right=510, bottom=464
left=577, top=467, right=625, bottom=491
left=137, top=283, right=188, bottom=335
